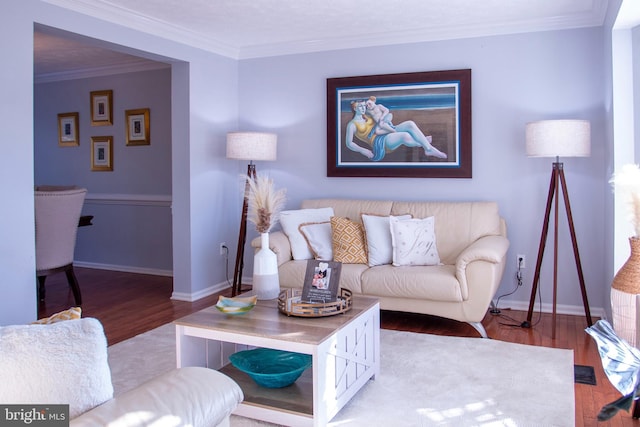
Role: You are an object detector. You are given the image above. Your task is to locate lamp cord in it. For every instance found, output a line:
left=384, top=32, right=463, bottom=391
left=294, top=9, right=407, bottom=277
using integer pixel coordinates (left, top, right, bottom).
left=491, top=260, right=542, bottom=329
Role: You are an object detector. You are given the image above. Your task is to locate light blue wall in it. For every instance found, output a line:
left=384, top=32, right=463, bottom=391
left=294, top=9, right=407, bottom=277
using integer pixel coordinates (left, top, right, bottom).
left=34, top=68, right=173, bottom=272
left=0, top=2, right=37, bottom=324
left=239, top=28, right=609, bottom=314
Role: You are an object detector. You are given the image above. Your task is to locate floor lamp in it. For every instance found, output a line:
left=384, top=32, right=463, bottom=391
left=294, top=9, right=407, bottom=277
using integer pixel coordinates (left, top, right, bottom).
left=524, top=119, right=593, bottom=339
left=226, top=132, right=277, bottom=297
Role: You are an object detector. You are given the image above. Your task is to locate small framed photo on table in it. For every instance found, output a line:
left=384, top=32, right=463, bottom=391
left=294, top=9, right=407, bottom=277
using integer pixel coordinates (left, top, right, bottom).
left=301, top=260, right=342, bottom=303
left=125, top=108, right=150, bottom=146
left=57, top=112, right=79, bottom=146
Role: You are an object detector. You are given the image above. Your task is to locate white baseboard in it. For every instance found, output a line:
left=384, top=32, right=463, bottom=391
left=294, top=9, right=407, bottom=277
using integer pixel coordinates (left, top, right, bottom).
left=74, top=261, right=173, bottom=277
left=496, top=298, right=607, bottom=321
left=171, top=277, right=251, bottom=302
left=171, top=283, right=228, bottom=302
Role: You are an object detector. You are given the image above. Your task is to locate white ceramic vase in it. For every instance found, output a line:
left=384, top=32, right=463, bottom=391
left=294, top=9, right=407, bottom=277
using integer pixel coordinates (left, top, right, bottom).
left=253, top=233, right=280, bottom=300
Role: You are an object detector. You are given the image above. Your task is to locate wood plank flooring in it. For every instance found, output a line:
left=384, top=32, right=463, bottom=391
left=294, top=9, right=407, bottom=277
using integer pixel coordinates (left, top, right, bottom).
left=38, top=267, right=635, bottom=426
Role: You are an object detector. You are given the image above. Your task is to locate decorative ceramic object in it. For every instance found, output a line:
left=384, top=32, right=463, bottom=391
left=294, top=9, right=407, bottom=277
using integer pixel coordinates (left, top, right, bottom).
left=229, top=348, right=312, bottom=388
left=215, top=294, right=257, bottom=315
left=611, top=237, right=640, bottom=346
left=252, top=233, right=280, bottom=300
left=246, top=173, right=286, bottom=300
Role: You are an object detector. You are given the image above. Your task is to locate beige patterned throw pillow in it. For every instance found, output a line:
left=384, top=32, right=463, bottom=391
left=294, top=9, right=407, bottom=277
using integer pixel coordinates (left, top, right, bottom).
left=331, top=216, right=367, bottom=264
left=32, top=307, right=82, bottom=324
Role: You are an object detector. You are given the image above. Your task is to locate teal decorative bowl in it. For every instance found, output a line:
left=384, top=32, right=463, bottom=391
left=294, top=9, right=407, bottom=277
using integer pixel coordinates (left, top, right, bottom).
left=229, top=348, right=312, bottom=388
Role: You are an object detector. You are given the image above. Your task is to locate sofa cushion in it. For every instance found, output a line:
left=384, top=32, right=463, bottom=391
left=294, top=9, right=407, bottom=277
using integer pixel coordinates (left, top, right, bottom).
left=331, top=216, right=367, bottom=264
left=362, top=213, right=412, bottom=267
left=361, top=264, right=463, bottom=302
left=0, top=318, right=114, bottom=419
left=299, top=221, right=332, bottom=260
left=280, top=207, right=334, bottom=260
left=278, top=260, right=367, bottom=294
left=390, top=216, right=441, bottom=266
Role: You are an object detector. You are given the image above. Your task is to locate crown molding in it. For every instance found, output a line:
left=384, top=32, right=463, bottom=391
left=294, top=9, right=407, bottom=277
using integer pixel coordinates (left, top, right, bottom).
left=43, top=0, right=608, bottom=61
left=35, top=59, right=170, bottom=83
left=42, top=0, right=240, bottom=59
left=238, top=5, right=609, bottom=59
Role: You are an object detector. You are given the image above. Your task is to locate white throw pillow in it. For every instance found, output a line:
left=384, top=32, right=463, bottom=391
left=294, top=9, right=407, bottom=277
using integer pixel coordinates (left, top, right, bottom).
left=299, top=221, right=333, bottom=260
left=362, top=213, right=412, bottom=266
left=280, top=207, right=335, bottom=260
left=0, top=318, right=114, bottom=419
left=390, top=216, right=441, bottom=266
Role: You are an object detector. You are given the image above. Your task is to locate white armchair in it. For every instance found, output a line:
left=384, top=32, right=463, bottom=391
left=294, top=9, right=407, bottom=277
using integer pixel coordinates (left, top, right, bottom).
left=35, top=186, right=87, bottom=306
left=0, top=317, right=243, bottom=426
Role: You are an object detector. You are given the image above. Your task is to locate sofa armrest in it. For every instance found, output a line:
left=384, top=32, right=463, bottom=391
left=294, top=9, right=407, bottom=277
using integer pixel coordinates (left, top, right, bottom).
left=70, top=367, right=243, bottom=427
left=455, top=234, right=510, bottom=299
left=250, top=231, right=292, bottom=267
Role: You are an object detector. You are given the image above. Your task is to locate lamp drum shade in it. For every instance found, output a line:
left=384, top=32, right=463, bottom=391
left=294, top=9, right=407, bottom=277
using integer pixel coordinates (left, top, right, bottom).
left=525, top=120, right=591, bottom=158
left=226, top=132, right=277, bottom=161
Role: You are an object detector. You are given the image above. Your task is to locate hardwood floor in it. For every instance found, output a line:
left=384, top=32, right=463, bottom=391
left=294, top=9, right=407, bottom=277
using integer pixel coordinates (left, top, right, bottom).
left=38, top=267, right=635, bottom=426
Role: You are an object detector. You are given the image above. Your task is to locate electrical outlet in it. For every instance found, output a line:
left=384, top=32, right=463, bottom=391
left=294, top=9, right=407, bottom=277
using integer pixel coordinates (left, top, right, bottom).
left=517, top=254, right=526, bottom=269
left=220, top=242, right=227, bottom=256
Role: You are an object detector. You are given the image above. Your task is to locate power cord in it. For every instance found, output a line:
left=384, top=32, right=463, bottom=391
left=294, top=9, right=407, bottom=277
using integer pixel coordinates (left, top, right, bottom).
left=491, top=256, right=524, bottom=314
left=491, top=255, right=541, bottom=329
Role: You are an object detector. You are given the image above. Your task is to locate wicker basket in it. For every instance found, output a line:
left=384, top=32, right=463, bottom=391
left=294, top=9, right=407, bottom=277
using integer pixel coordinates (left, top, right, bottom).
left=277, top=288, right=352, bottom=317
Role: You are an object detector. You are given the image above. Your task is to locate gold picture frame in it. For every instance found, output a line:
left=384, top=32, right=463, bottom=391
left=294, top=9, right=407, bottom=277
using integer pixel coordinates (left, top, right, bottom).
left=125, top=108, right=150, bottom=146
left=91, top=136, right=113, bottom=171
left=57, top=112, right=79, bottom=146
left=90, top=90, right=113, bottom=126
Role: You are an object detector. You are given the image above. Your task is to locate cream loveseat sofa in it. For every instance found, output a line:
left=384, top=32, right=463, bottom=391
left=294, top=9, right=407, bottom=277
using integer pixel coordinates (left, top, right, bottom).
left=0, top=317, right=243, bottom=427
left=255, top=199, right=509, bottom=338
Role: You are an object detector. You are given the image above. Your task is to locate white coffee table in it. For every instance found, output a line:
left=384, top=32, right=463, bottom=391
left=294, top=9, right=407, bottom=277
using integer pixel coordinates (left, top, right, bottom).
left=174, top=292, right=380, bottom=427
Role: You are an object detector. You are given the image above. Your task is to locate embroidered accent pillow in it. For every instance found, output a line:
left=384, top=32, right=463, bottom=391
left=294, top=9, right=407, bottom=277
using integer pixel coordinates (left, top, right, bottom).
left=331, top=216, right=367, bottom=264
left=390, top=216, right=441, bottom=266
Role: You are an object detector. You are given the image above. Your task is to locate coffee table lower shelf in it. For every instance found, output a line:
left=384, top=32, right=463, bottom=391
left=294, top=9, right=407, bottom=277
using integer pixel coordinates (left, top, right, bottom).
left=219, top=363, right=313, bottom=420
left=175, top=296, right=380, bottom=427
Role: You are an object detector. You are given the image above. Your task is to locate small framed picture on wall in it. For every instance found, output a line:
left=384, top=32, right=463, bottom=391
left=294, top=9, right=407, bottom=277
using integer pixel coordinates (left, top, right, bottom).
left=91, top=136, right=113, bottom=171
left=57, top=112, right=79, bottom=146
left=90, top=90, right=113, bottom=126
left=125, top=108, right=150, bottom=146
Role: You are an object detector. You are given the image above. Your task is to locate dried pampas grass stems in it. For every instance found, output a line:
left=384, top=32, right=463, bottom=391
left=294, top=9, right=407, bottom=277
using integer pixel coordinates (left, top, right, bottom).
left=611, top=164, right=640, bottom=237
left=247, top=174, right=287, bottom=234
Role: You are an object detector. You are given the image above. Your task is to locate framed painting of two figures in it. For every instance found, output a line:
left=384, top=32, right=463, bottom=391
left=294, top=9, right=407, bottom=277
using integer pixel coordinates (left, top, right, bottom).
left=326, top=69, right=471, bottom=178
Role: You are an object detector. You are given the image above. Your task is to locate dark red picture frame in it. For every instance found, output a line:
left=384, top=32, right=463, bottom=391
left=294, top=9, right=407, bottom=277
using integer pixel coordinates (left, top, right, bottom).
left=327, top=69, right=472, bottom=178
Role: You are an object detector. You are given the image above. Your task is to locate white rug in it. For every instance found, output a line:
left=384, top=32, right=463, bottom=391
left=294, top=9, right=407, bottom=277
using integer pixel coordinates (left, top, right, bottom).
left=108, top=324, right=575, bottom=426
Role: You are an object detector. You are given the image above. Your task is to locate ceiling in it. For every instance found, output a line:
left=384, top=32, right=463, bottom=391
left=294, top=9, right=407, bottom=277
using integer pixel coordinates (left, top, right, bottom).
left=35, top=0, right=616, bottom=82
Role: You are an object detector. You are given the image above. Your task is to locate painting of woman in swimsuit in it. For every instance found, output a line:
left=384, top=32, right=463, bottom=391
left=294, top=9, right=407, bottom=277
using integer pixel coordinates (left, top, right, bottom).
left=327, top=69, right=471, bottom=178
